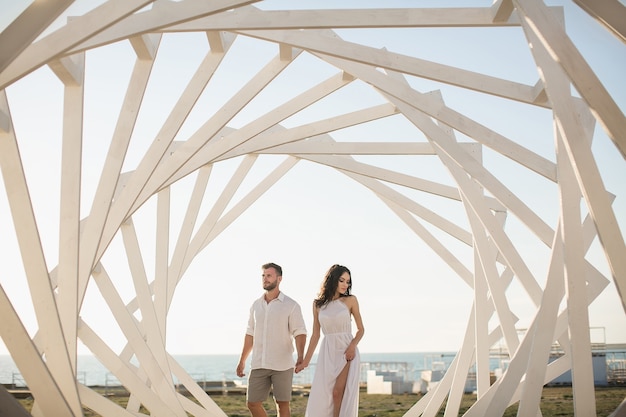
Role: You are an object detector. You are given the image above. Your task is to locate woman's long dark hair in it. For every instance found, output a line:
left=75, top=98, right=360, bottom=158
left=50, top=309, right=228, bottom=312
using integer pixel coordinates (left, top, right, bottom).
left=314, top=264, right=352, bottom=308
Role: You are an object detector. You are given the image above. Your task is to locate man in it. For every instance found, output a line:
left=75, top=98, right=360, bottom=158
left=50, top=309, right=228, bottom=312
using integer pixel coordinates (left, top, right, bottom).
left=236, top=262, right=307, bottom=417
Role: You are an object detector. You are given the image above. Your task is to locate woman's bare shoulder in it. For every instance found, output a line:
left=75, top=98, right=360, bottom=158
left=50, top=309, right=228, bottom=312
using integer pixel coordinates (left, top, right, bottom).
left=344, top=294, right=359, bottom=306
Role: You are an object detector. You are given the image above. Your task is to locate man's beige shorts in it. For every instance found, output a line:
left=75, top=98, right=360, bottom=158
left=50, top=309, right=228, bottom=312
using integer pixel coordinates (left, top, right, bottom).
left=247, top=368, right=294, bottom=403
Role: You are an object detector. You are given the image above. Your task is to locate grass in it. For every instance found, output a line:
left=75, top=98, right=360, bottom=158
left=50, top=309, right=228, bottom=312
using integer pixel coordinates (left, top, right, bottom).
left=15, top=385, right=626, bottom=416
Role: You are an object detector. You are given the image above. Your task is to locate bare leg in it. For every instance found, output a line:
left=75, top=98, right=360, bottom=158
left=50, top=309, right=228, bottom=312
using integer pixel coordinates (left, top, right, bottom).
left=247, top=401, right=268, bottom=417
left=332, top=362, right=351, bottom=417
left=276, top=400, right=291, bottom=417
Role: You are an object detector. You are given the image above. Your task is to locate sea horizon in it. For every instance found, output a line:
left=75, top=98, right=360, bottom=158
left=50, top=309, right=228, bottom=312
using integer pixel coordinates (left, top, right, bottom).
left=0, top=351, right=459, bottom=387
left=2, top=345, right=624, bottom=387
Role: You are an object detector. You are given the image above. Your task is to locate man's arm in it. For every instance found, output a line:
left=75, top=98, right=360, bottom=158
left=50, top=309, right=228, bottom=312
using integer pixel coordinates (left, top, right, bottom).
left=294, top=333, right=306, bottom=371
left=236, top=334, right=253, bottom=377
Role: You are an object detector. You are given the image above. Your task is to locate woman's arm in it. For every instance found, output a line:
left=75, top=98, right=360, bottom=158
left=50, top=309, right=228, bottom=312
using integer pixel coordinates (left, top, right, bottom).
left=345, top=295, right=364, bottom=361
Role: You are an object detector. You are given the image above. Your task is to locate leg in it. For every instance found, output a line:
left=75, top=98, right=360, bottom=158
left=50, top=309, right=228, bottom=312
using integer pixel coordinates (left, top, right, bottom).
left=332, top=362, right=351, bottom=417
left=271, top=368, right=294, bottom=417
left=275, top=400, right=291, bottom=417
left=247, top=401, right=268, bottom=417
left=247, top=369, right=272, bottom=417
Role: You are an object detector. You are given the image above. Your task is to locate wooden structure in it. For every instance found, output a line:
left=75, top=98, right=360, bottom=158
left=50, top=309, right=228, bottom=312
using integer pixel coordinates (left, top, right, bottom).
left=0, top=1, right=624, bottom=416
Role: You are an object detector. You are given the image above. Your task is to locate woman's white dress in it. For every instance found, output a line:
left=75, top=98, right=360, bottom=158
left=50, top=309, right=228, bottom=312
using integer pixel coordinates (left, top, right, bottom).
left=305, top=299, right=360, bottom=416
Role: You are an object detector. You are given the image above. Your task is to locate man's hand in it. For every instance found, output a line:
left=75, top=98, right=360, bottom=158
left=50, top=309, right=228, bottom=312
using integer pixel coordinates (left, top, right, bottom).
left=294, top=358, right=308, bottom=373
left=236, top=362, right=246, bottom=378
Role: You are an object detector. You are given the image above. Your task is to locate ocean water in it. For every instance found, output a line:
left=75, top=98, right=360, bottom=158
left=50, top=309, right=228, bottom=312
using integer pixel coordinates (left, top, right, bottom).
left=4, top=349, right=622, bottom=387
left=0, top=352, right=460, bottom=387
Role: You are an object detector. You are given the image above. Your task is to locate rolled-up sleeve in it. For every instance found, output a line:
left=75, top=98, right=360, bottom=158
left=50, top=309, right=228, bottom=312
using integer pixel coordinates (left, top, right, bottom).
left=247, top=293, right=307, bottom=371
left=289, top=302, right=307, bottom=337
left=246, top=304, right=256, bottom=336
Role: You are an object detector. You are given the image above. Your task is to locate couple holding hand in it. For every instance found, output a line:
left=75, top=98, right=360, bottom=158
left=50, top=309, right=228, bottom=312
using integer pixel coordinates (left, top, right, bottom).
left=236, top=262, right=365, bottom=417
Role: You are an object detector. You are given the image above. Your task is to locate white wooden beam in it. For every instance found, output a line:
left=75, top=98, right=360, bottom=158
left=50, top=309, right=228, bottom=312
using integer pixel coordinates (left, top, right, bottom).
left=77, top=54, right=158, bottom=308
left=165, top=164, right=215, bottom=309
left=48, top=52, right=85, bottom=87
left=55, top=50, right=85, bottom=417
left=242, top=29, right=546, bottom=109
left=167, top=352, right=228, bottom=416
left=0, top=0, right=73, bottom=73
left=65, top=0, right=261, bottom=54
left=514, top=0, right=626, bottom=158
left=491, top=0, right=516, bottom=23
left=189, top=157, right=299, bottom=263
left=129, top=33, right=161, bottom=60
left=0, top=90, right=82, bottom=416
left=0, top=0, right=154, bottom=89
left=557, top=131, right=597, bottom=415
left=521, top=9, right=626, bottom=312
left=316, top=51, right=557, bottom=181
left=78, top=318, right=178, bottom=417
left=90, top=265, right=187, bottom=417
left=573, top=0, right=626, bottom=43
left=168, top=6, right=524, bottom=31
left=98, top=35, right=272, bottom=264
left=0, top=285, right=76, bottom=417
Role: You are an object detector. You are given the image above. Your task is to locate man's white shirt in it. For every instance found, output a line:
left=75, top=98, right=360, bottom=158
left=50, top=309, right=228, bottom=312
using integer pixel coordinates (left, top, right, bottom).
left=246, top=292, right=307, bottom=371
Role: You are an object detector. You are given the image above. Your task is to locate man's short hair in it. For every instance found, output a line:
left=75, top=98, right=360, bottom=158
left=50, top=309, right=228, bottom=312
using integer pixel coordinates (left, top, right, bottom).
left=262, top=262, right=282, bottom=276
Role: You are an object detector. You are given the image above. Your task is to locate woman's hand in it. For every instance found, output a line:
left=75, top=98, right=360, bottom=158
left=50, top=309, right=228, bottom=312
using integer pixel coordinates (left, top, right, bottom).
left=295, top=359, right=309, bottom=373
left=345, top=344, right=356, bottom=361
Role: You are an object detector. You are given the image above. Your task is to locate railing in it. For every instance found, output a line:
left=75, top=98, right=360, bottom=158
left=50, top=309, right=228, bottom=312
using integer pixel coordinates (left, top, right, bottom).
left=607, top=351, right=626, bottom=384
left=11, top=372, right=27, bottom=389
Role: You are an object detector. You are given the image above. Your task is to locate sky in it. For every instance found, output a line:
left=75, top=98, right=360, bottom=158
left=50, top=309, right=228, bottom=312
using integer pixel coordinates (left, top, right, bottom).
left=0, top=0, right=624, bottom=357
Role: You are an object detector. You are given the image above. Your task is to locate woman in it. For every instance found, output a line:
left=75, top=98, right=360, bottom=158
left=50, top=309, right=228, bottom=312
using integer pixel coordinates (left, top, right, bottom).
left=296, top=264, right=365, bottom=417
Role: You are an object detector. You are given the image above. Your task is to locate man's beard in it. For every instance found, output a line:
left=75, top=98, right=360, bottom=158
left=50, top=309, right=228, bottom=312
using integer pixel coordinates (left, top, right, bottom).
left=263, top=281, right=277, bottom=291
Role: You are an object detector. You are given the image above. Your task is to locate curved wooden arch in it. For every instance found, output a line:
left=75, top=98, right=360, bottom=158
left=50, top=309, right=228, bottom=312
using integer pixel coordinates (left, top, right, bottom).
left=0, top=1, right=624, bottom=416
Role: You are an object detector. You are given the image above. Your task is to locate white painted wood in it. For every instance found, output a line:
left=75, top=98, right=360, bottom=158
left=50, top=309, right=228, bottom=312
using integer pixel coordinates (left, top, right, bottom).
left=491, top=0, right=516, bottom=23
left=574, top=0, right=626, bottom=42
left=244, top=28, right=546, bottom=110
left=165, top=163, right=217, bottom=307
left=367, top=78, right=546, bottom=307
left=169, top=6, right=522, bottom=32
left=189, top=157, right=299, bottom=260
left=382, top=197, right=474, bottom=286
left=167, top=356, right=227, bottom=417
left=120, top=220, right=178, bottom=394
left=0, top=0, right=154, bottom=89
left=1, top=2, right=623, bottom=416
left=149, top=72, right=361, bottom=192
left=0, top=0, right=73, bottom=73
left=441, top=152, right=522, bottom=352
left=557, top=131, right=597, bottom=415
left=339, top=160, right=475, bottom=244
left=217, top=102, right=396, bottom=161
left=421, top=310, right=476, bottom=417
left=0, top=286, right=76, bottom=417
left=77, top=384, right=137, bottom=417
left=154, top=187, right=171, bottom=335
left=514, top=0, right=626, bottom=157
left=315, top=51, right=557, bottom=181
left=103, top=37, right=228, bottom=213
left=521, top=5, right=626, bottom=312
left=517, top=227, right=565, bottom=415
left=472, top=247, right=492, bottom=399
left=0, top=90, right=82, bottom=416
left=88, top=266, right=187, bottom=417
left=78, top=318, right=178, bottom=417
left=54, top=50, right=85, bottom=417
left=66, top=1, right=260, bottom=54
left=100, top=47, right=296, bottom=260
left=442, top=312, right=479, bottom=416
